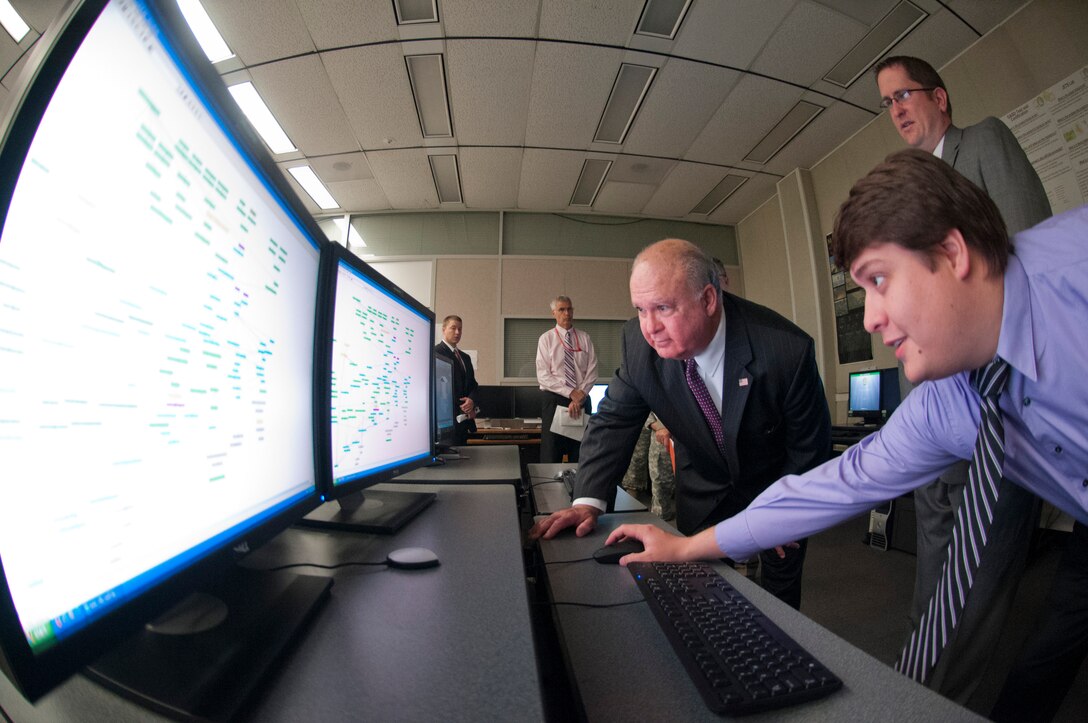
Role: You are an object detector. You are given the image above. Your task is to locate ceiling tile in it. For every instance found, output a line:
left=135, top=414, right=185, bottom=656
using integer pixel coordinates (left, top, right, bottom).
left=524, top=42, right=621, bottom=149
left=321, top=44, right=424, bottom=149
left=295, top=0, right=397, bottom=49
left=460, top=148, right=523, bottom=209
left=447, top=40, right=534, bottom=145
left=538, top=0, right=645, bottom=44
left=365, top=148, right=441, bottom=209
left=248, top=55, right=360, bottom=156
left=750, top=1, right=868, bottom=86
left=202, top=0, right=315, bottom=65
left=517, top=149, right=587, bottom=210
left=622, top=59, right=743, bottom=158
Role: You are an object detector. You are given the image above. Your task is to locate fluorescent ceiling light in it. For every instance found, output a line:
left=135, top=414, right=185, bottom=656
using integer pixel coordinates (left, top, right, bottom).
left=635, top=0, right=692, bottom=39
left=228, top=82, right=296, bottom=154
left=824, top=1, right=926, bottom=88
left=428, top=155, right=462, bottom=204
left=570, top=159, right=612, bottom=206
left=394, top=0, right=439, bottom=24
left=0, top=0, right=29, bottom=43
left=406, top=55, right=453, bottom=138
left=595, top=64, right=656, bottom=144
left=176, top=0, right=235, bottom=63
left=744, top=101, right=822, bottom=165
left=288, top=166, right=339, bottom=210
left=691, top=175, right=748, bottom=215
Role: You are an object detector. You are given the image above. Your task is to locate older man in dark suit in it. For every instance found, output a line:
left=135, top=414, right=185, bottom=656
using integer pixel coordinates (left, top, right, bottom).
left=434, top=315, right=478, bottom=445
left=530, top=238, right=831, bottom=608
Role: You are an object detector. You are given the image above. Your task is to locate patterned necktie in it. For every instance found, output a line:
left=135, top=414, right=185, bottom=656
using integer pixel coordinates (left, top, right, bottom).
left=896, top=357, right=1011, bottom=684
left=563, top=330, right=577, bottom=390
left=685, top=359, right=724, bottom=455
left=454, top=346, right=465, bottom=371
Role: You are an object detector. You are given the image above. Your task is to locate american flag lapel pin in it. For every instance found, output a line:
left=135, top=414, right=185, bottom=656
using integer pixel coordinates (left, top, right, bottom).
left=738, top=378, right=749, bottom=387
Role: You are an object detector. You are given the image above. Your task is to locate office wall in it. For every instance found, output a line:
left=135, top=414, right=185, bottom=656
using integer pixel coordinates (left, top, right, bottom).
left=363, top=211, right=739, bottom=385
left=739, top=0, right=1088, bottom=422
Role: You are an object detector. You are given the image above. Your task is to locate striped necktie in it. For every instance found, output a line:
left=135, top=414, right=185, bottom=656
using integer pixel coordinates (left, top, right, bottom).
left=685, top=359, right=724, bottom=455
left=896, top=357, right=1011, bottom=683
left=563, top=330, right=577, bottom=390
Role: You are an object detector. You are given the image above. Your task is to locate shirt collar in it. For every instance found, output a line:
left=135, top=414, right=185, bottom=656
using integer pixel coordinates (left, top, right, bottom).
left=996, top=252, right=1038, bottom=382
left=932, top=134, right=946, bottom=159
left=442, top=340, right=457, bottom=353
left=691, top=309, right=727, bottom=378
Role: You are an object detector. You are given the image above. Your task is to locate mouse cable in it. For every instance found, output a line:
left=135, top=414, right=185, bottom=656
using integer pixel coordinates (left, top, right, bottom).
left=531, top=599, right=646, bottom=609
left=257, top=561, right=387, bottom=572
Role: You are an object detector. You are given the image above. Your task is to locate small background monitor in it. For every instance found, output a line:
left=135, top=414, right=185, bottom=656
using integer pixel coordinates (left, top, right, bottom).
left=434, top=354, right=456, bottom=451
left=588, top=383, right=609, bottom=413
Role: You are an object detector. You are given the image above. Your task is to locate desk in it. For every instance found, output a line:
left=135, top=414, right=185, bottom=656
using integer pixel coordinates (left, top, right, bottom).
left=527, top=462, right=647, bottom=515
left=468, top=419, right=541, bottom=445
left=393, top=444, right=522, bottom=486
left=535, top=512, right=982, bottom=722
left=0, top=484, right=543, bottom=722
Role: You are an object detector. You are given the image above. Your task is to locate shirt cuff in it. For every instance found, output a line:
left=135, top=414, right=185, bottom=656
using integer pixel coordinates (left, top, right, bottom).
left=715, top=513, right=760, bottom=562
left=572, top=497, right=606, bottom=512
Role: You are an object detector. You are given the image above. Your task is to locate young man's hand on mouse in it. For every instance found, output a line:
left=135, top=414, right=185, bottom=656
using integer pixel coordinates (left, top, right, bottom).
left=605, top=524, right=726, bottom=566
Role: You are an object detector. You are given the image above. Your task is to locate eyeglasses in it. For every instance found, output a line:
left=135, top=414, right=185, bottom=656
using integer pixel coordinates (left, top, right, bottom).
left=879, top=87, right=937, bottom=109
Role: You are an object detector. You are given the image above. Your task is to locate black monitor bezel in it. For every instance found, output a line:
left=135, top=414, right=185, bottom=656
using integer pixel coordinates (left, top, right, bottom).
left=0, top=0, right=330, bottom=701
left=313, top=242, right=436, bottom=503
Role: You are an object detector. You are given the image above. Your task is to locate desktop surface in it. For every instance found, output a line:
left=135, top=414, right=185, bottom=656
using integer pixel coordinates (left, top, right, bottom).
left=0, top=484, right=542, bottom=722
left=535, top=512, right=984, bottom=721
left=394, top=445, right=522, bottom=485
left=527, top=463, right=647, bottom=515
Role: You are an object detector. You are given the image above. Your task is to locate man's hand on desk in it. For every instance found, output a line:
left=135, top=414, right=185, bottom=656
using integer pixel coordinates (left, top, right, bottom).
left=605, top=524, right=725, bottom=566
left=528, top=505, right=601, bottom=540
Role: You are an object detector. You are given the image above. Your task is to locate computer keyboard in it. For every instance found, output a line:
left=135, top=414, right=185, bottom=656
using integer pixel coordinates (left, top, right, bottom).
left=628, top=561, right=842, bottom=716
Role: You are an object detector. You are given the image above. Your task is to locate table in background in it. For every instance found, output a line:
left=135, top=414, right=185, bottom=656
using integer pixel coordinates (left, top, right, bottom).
left=534, top=511, right=983, bottom=722
left=527, top=462, right=647, bottom=515
left=394, top=444, right=521, bottom=486
left=0, top=484, right=542, bottom=722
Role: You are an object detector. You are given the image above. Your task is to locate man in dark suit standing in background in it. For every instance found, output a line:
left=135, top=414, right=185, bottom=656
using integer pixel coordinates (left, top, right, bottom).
left=434, top=315, right=478, bottom=445
left=875, top=55, right=1052, bottom=705
left=530, top=239, right=831, bottom=608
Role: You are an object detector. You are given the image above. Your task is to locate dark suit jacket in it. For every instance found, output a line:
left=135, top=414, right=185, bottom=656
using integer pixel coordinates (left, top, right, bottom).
left=434, top=342, right=478, bottom=442
left=942, top=118, right=1051, bottom=235
left=576, top=293, right=832, bottom=535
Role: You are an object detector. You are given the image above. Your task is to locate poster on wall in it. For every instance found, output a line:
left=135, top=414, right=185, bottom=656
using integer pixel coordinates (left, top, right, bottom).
left=1003, top=64, right=1088, bottom=215
left=827, top=233, right=872, bottom=364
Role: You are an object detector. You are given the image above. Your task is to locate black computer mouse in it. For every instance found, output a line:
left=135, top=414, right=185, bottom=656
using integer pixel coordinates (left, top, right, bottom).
left=592, top=538, right=645, bottom=565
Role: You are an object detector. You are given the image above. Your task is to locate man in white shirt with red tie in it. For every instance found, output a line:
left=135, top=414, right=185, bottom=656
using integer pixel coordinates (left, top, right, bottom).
left=536, top=296, right=598, bottom=463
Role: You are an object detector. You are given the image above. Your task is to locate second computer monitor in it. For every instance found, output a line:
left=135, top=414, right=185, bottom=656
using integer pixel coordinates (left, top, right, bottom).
left=300, top=243, right=436, bottom=534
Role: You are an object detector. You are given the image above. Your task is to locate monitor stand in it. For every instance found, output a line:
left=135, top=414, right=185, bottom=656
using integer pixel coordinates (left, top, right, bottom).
left=84, top=567, right=331, bottom=722
left=295, top=489, right=436, bottom=535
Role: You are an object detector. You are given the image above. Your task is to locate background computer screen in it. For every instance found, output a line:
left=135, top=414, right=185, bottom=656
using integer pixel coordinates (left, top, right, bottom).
left=588, top=383, right=609, bottom=413
left=0, top=0, right=325, bottom=706
left=328, top=251, right=433, bottom=486
left=434, top=354, right=457, bottom=450
left=297, top=243, right=435, bottom=534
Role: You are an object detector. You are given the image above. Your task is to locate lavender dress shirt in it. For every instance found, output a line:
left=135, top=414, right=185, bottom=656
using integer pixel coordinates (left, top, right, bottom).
left=716, top=204, right=1088, bottom=560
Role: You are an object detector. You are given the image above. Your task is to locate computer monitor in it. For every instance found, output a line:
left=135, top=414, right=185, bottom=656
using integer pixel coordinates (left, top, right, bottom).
left=847, top=368, right=901, bottom=424
left=0, top=0, right=328, bottom=715
left=297, top=242, right=436, bottom=534
left=588, top=383, right=609, bottom=413
left=434, top=353, right=457, bottom=452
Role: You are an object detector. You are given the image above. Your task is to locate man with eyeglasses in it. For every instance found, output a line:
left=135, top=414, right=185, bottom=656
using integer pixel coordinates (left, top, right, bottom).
left=874, top=55, right=1052, bottom=707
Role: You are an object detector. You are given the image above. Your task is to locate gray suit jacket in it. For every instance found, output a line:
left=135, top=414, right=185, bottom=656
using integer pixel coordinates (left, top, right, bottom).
left=576, top=293, right=832, bottom=535
left=942, top=118, right=1052, bottom=235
